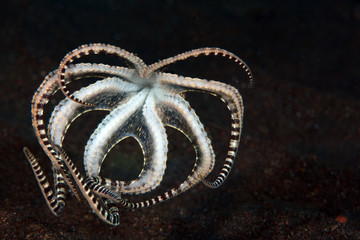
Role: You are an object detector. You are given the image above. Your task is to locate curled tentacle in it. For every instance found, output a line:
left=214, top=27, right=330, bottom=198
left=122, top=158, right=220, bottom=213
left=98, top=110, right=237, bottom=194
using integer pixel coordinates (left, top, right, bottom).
left=57, top=43, right=147, bottom=106
left=53, top=144, right=120, bottom=226
left=144, top=47, right=253, bottom=88
left=157, top=73, right=244, bottom=188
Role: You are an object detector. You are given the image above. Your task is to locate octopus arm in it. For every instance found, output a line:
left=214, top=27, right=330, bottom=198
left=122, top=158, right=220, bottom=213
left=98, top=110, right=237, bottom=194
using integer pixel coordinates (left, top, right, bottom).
left=83, top=88, right=172, bottom=195
left=157, top=72, right=244, bottom=187
left=48, top=77, right=140, bottom=146
left=156, top=92, right=215, bottom=191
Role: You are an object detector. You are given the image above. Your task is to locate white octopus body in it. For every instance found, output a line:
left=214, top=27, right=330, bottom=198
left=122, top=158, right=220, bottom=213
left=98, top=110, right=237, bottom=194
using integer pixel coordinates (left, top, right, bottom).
left=25, top=44, right=253, bottom=225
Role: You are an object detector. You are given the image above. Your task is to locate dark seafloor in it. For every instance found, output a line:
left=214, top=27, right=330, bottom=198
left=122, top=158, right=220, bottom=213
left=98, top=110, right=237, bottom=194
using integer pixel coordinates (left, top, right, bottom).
left=1, top=1, right=360, bottom=239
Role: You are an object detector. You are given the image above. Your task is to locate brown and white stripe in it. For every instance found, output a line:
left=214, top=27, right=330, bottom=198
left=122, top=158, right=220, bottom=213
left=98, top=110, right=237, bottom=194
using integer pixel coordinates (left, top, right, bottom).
left=53, top=145, right=120, bottom=226
left=57, top=43, right=146, bottom=106
left=23, top=147, right=66, bottom=216
left=25, top=64, right=136, bottom=225
left=152, top=47, right=251, bottom=187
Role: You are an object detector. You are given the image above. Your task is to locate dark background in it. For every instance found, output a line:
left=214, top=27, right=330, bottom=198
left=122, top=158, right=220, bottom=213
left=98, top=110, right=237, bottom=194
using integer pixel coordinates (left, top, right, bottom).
left=1, top=0, right=359, bottom=239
